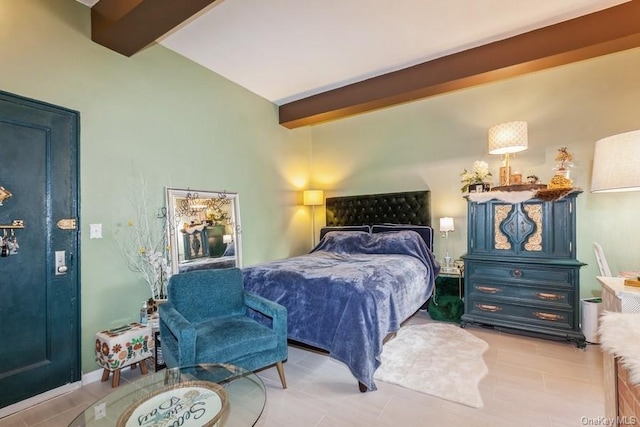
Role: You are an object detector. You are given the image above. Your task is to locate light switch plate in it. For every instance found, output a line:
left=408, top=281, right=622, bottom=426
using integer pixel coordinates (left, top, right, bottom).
left=89, top=223, right=102, bottom=239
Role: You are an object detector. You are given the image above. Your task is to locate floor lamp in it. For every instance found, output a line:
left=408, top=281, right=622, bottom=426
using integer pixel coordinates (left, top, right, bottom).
left=591, top=129, right=640, bottom=286
left=303, top=190, right=324, bottom=247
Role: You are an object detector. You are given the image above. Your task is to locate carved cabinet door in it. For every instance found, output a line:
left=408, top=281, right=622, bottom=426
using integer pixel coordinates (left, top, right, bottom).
left=467, top=193, right=578, bottom=260
left=493, top=201, right=544, bottom=256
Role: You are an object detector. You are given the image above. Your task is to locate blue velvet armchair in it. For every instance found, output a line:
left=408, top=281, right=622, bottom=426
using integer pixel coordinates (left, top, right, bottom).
left=159, top=268, right=288, bottom=388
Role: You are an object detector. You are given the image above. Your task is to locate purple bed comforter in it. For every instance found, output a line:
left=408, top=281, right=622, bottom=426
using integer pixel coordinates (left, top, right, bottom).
left=242, top=230, right=439, bottom=390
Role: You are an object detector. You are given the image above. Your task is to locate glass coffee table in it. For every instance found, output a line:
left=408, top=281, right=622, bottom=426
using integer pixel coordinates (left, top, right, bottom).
left=69, top=364, right=266, bottom=427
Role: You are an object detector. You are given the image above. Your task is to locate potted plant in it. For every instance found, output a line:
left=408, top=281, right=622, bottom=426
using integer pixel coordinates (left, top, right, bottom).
left=460, top=161, right=492, bottom=193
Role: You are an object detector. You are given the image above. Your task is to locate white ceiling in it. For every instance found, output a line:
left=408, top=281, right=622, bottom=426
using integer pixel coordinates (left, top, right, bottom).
left=82, top=0, right=629, bottom=105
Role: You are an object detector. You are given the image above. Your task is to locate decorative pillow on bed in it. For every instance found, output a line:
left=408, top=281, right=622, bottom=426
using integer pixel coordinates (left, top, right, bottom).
left=371, top=224, right=434, bottom=251
left=319, top=225, right=370, bottom=241
left=314, top=229, right=438, bottom=271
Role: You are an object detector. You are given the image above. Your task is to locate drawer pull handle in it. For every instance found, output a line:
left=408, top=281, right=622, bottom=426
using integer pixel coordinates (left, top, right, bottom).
left=535, top=292, right=565, bottom=301
left=476, top=286, right=500, bottom=294
left=512, top=269, right=522, bottom=278
left=533, top=312, right=565, bottom=322
left=476, top=304, right=502, bottom=312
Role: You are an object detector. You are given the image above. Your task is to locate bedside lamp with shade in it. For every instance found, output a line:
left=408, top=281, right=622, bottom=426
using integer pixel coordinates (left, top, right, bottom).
left=591, top=130, right=640, bottom=193
left=488, top=121, right=528, bottom=186
left=439, top=217, right=454, bottom=271
left=303, top=190, right=324, bottom=247
left=591, top=129, right=640, bottom=287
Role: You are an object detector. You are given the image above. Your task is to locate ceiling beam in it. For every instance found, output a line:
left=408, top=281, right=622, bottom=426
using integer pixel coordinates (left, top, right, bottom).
left=91, top=0, right=217, bottom=57
left=279, top=1, right=640, bottom=129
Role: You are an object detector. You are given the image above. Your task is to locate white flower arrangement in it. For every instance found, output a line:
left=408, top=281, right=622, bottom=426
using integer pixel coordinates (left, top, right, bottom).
left=114, top=174, right=171, bottom=299
left=460, top=160, right=492, bottom=193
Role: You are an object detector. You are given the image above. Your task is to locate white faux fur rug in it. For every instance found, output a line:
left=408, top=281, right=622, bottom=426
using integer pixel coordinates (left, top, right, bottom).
left=599, top=311, right=640, bottom=385
left=374, top=323, right=489, bottom=408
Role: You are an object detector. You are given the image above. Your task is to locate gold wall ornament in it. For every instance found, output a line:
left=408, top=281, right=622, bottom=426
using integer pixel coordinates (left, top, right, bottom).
left=0, top=186, right=12, bottom=206
left=494, top=205, right=512, bottom=250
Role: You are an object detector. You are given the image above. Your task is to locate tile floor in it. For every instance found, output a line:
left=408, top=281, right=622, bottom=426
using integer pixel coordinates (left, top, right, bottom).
left=0, top=311, right=604, bottom=427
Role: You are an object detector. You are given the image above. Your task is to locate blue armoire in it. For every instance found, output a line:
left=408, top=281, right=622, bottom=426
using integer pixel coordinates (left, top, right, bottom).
left=461, top=190, right=586, bottom=348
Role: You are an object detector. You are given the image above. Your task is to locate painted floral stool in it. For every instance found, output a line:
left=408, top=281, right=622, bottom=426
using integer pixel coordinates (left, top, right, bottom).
left=95, top=322, right=153, bottom=387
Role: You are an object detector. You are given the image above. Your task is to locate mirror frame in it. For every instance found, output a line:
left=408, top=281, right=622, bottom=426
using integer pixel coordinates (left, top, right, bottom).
left=165, top=187, right=242, bottom=275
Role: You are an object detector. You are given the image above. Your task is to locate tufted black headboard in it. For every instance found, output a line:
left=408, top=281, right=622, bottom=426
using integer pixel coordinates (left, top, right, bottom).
left=325, top=190, right=431, bottom=227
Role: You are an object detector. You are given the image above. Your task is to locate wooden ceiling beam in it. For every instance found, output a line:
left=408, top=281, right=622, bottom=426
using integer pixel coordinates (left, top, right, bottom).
left=91, top=0, right=217, bottom=57
left=279, top=1, right=640, bottom=129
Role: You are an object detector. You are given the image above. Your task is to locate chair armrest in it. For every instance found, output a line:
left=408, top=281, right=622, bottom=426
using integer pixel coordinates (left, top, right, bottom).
left=159, top=302, right=197, bottom=366
left=244, top=291, right=287, bottom=337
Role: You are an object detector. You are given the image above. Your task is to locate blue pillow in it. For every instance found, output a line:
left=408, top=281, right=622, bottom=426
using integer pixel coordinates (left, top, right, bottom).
left=371, top=224, right=434, bottom=251
left=319, top=225, right=370, bottom=241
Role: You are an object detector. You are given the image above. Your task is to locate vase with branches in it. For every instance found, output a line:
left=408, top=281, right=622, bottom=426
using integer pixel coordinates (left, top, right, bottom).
left=114, top=174, right=171, bottom=300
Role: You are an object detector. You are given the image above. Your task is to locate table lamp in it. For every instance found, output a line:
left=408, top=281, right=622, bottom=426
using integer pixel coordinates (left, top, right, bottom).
left=591, top=130, right=640, bottom=193
left=439, top=217, right=454, bottom=271
left=591, top=129, right=640, bottom=286
left=488, top=121, right=528, bottom=186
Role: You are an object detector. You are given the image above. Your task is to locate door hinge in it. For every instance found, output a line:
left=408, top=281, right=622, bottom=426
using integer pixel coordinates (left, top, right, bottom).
left=57, top=218, right=77, bottom=230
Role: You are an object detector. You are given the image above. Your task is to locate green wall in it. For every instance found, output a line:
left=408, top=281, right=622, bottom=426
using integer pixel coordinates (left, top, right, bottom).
left=0, top=0, right=312, bottom=373
left=3, top=0, right=640, bottom=377
left=310, top=47, right=640, bottom=300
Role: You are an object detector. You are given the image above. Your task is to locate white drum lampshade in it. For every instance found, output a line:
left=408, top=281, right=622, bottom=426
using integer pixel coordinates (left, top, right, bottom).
left=488, top=121, right=528, bottom=186
left=488, top=121, right=529, bottom=155
left=591, top=130, right=640, bottom=193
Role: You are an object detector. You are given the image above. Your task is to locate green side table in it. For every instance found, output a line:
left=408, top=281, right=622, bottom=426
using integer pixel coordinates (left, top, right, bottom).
left=428, top=268, right=464, bottom=323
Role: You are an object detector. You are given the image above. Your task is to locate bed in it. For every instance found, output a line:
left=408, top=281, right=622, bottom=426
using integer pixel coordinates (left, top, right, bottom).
left=242, top=191, right=440, bottom=391
left=178, top=242, right=237, bottom=272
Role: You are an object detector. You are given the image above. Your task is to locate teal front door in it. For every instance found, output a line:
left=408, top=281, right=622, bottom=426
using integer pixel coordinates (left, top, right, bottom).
left=0, top=91, right=80, bottom=409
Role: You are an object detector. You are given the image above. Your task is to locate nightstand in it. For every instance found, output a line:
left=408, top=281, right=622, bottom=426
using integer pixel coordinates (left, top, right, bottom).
left=439, top=265, right=464, bottom=300
left=428, top=266, right=464, bottom=322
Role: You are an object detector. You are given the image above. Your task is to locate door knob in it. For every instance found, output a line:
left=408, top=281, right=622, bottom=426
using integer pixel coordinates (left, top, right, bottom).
left=57, top=265, right=68, bottom=274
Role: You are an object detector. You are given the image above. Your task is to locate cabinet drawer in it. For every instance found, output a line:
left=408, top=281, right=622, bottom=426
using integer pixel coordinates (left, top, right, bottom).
left=468, top=281, right=571, bottom=308
left=467, top=297, right=575, bottom=329
left=468, top=263, right=573, bottom=289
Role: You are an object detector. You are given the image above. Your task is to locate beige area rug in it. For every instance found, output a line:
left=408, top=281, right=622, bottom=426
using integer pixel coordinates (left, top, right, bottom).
left=374, top=323, right=489, bottom=408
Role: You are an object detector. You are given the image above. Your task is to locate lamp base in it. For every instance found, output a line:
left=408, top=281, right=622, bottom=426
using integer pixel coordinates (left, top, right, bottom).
left=499, top=166, right=511, bottom=186
left=443, top=255, right=452, bottom=269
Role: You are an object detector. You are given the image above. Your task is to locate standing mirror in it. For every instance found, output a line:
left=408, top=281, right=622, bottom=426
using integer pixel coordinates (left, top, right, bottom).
left=166, top=188, right=242, bottom=274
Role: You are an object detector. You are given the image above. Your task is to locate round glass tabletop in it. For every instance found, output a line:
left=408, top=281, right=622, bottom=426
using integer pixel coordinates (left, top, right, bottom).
left=69, top=364, right=266, bottom=427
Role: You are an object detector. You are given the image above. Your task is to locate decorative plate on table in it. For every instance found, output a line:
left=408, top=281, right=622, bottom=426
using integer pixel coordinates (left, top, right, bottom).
left=116, top=380, right=227, bottom=427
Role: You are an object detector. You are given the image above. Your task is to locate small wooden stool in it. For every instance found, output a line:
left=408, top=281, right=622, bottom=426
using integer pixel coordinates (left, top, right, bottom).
left=95, top=323, right=153, bottom=387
